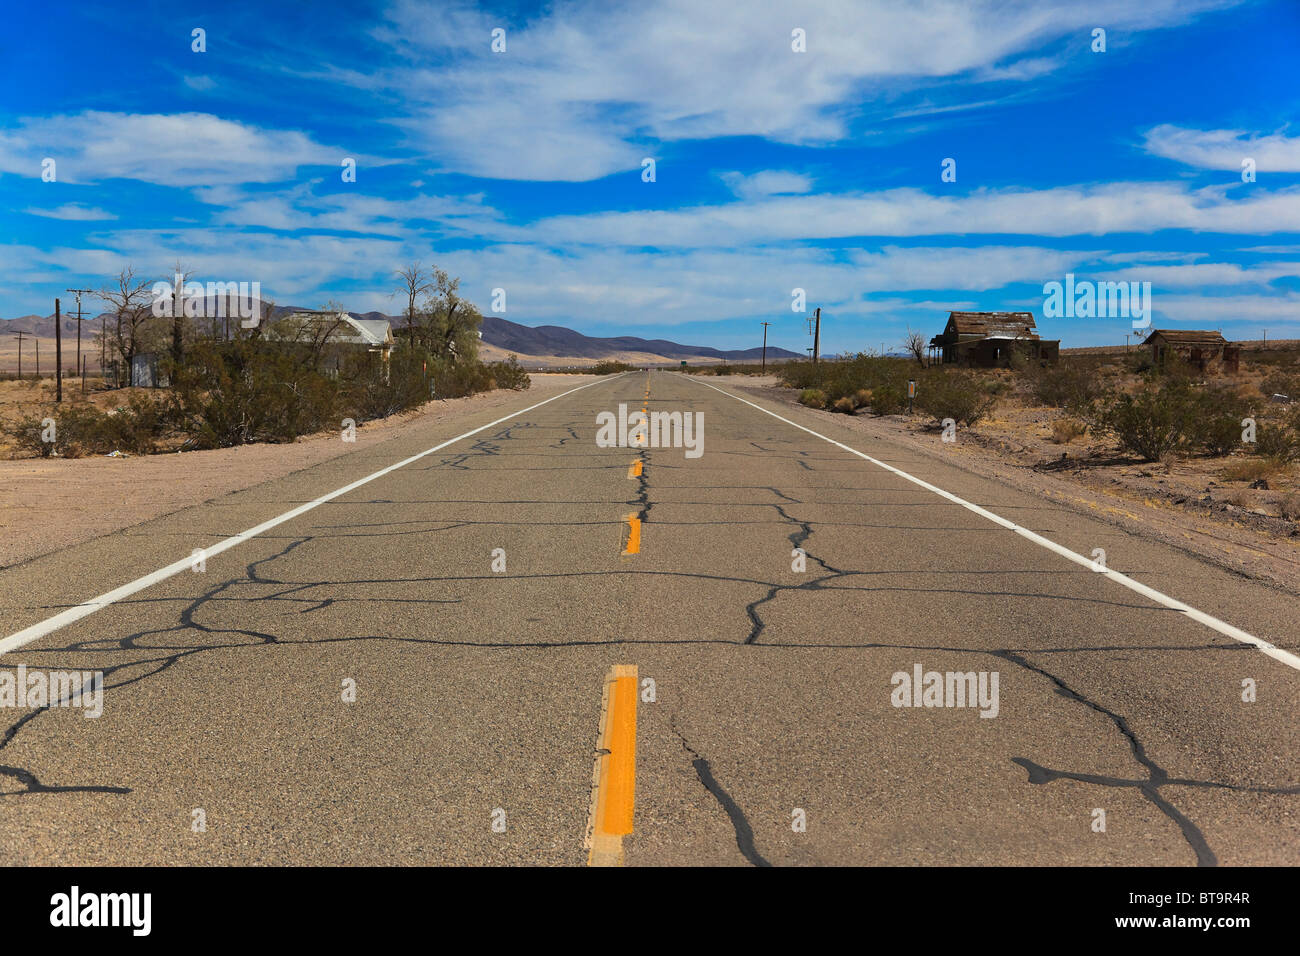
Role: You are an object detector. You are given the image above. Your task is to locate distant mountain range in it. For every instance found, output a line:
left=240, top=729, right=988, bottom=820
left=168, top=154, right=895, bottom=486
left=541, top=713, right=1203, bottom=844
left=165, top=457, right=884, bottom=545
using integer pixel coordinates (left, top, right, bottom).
left=0, top=313, right=111, bottom=336
left=0, top=305, right=800, bottom=364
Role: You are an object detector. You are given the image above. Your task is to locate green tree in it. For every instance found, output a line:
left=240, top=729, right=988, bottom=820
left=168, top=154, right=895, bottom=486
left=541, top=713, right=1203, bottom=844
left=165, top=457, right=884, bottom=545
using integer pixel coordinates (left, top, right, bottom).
left=416, top=268, right=482, bottom=364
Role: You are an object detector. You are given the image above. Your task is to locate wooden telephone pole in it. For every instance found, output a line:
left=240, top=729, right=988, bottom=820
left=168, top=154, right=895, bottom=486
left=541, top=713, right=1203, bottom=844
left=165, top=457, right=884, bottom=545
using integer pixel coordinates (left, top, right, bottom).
left=55, top=298, right=63, bottom=402
left=812, top=307, right=821, bottom=364
left=8, top=329, right=29, bottom=378
left=760, top=321, right=771, bottom=372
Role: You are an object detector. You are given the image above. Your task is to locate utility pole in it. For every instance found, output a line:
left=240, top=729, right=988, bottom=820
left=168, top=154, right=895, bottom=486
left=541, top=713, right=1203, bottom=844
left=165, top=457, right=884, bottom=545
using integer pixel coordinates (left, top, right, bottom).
left=35, top=338, right=40, bottom=378
left=66, top=288, right=94, bottom=385
left=812, top=307, right=821, bottom=365
left=9, top=329, right=28, bottom=378
left=55, top=298, right=63, bottom=402
left=1262, top=328, right=1267, bottom=348
left=760, top=321, right=771, bottom=372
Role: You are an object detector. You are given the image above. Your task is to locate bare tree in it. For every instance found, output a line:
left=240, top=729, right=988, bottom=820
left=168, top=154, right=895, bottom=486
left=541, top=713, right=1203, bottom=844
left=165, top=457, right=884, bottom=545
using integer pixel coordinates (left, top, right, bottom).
left=903, top=328, right=927, bottom=367
left=395, top=263, right=433, bottom=339
left=100, top=267, right=155, bottom=386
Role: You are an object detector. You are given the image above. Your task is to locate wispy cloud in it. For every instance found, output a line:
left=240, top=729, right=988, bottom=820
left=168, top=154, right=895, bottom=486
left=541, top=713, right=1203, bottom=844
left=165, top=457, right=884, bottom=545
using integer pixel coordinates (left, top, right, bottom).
left=370, top=0, right=1242, bottom=181
left=495, top=183, right=1300, bottom=247
left=720, top=170, right=813, bottom=199
left=1142, top=125, right=1300, bottom=172
left=22, top=203, right=117, bottom=221
left=193, top=182, right=503, bottom=236
left=0, top=112, right=349, bottom=186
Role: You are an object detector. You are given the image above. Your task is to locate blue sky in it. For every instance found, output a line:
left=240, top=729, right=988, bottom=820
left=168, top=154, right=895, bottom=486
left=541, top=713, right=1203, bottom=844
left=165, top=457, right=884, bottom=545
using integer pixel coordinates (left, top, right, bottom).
left=2, top=0, right=1298, bottom=352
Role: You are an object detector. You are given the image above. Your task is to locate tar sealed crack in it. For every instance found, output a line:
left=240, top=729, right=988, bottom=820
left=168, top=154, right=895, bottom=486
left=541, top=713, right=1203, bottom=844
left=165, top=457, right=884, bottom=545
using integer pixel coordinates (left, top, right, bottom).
left=998, top=648, right=1300, bottom=867
left=673, top=721, right=771, bottom=867
left=630, top=449, right=651, bottom=522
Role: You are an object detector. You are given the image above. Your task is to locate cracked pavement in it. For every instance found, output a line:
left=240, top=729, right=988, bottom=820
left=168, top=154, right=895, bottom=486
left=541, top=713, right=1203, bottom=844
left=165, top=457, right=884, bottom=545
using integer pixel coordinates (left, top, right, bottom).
left=0, top=370, right=1297, bottom=865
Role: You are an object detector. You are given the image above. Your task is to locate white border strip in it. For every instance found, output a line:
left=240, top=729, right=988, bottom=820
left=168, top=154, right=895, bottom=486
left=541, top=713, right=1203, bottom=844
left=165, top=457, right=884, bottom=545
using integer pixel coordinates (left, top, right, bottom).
left=692, top=376, right=1300, bottom=673
left=0, top=374, right=626, bottom=657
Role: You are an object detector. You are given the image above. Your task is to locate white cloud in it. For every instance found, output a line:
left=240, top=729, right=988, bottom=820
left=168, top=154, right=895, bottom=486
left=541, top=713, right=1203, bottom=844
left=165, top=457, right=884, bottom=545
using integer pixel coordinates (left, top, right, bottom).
left=23, top=203, right=117, bottom=221
left=396, top=99, right=641, bottom=182
left=721, top=170, right=813, bottom=199
left=371, top=0, right=1241, bottom=181
left=194, top=182, right=503, bottom=236
left=1142, top=125, right=1300, bottom=172
left=848, top=245, right=1084, bottom=293
left=1092, top=262, right=1300, bottom=288
left=1148, top=293, right=1300, bottom=324
left=495, top=182, right=1300, bottom=246
left=0, top=112, right=347, bottom=186
left=1097, top=251, right=1207, bottom=265
left=975, top=56, right=1063, bottom=82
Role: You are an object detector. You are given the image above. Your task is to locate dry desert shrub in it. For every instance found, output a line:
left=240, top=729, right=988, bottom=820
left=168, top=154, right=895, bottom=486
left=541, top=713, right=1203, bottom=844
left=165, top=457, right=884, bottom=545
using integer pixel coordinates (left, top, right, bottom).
left=1221, top=458, right=1283, bottom=483
left=1050, top=418, right=1087, bottom=443
left=915, top=369, right=997, bottom=427
left=799, top=388, right=827, bottom=409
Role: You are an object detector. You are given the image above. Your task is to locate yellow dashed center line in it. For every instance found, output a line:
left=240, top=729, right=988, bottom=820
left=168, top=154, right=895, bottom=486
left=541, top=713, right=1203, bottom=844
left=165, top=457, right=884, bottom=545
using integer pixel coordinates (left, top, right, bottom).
left=616, top=373, right=650, bottom=553
left=621, top=514, right=641, bottom=555
left=586, top=664, right=638, bottom=866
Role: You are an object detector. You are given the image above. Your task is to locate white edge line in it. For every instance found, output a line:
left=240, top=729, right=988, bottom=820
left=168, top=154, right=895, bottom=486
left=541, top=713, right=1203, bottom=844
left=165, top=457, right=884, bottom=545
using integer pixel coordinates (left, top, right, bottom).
left=690, top=375, right=1300, bottom=674
left=0, top=373, right=629, bottom=657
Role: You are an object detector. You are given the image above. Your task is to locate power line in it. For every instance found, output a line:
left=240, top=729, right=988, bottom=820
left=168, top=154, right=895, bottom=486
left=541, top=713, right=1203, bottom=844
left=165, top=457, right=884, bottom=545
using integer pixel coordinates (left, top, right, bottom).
left=66, top=288, right=97, bottom=388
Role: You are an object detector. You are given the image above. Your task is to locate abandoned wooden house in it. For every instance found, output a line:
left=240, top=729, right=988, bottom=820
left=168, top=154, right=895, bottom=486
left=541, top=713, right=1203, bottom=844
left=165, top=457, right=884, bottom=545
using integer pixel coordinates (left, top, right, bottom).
left=928, top=312, right=1060, bottom=367
left=1142, top=329, right=1240, bottom=373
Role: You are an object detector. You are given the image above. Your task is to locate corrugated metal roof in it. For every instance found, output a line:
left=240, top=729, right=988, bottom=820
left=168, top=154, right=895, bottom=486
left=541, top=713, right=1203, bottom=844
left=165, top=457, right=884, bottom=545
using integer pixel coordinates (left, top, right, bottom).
left=350, top=319, right=393, bottom=345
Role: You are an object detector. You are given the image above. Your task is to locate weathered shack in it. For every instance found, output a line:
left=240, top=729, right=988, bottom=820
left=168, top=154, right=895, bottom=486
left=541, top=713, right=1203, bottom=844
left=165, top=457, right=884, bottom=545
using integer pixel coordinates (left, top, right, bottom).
left=1142, top=329, right=1240, bottom=373
left=928, top=312, right=1059, bottom=367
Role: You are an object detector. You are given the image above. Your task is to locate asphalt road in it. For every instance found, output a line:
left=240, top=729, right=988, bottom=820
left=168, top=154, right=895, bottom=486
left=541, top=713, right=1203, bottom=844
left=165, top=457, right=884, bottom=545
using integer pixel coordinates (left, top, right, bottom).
left=1, top=370, right=1297, bottom=866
